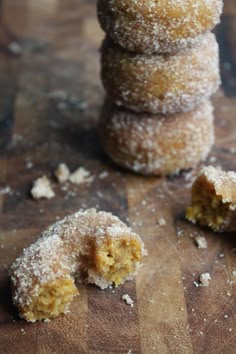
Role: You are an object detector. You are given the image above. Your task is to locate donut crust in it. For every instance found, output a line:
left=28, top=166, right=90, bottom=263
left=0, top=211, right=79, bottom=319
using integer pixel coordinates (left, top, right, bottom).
left=186, top=166, right=236, bottom=232
left=10, top=209, right=147, bottom=322
left=99, top=100, right=214, bottom=176
left=97, top=0, right=223, bottom=54
left=101, top=33, right=220, bottom=115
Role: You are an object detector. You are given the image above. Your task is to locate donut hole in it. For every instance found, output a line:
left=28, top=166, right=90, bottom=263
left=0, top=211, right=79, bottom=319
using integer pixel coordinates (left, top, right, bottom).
left=22, top=278, right=78, bottom=322
left=186, top=178, right=229, bottom=231
left=94, top=237, right=142, bottom=286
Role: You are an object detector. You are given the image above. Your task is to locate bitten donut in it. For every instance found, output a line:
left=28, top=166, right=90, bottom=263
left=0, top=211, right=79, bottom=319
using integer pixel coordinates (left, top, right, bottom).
left=97, top=0, right=223, bottom=54
left=186, top=166, right=236, bottom=232
left=10, top=209, right=147, bottom=322
left=101, top=33, right=220, bottom=115
left=99, top=100, right=214, bottom=176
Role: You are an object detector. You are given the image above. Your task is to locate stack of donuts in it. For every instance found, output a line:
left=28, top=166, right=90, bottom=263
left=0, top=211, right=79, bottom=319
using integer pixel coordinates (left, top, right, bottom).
left=97, top=0, right=223, bottom=176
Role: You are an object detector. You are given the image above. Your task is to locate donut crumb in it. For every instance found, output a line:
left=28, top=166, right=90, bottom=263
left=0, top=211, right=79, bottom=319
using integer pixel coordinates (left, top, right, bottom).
left=69, top=167, right=94, bottom=185
left=54, top=163, right=70, bottom=183
left=195, top=236, right=207, bottom=249
left=122, top=294, right=134, bottom=307
left=157, top=218, right=166, bottom=226
left=31, top=176, right=55, bottom=200
left=200, top=273, right=211, bottom=287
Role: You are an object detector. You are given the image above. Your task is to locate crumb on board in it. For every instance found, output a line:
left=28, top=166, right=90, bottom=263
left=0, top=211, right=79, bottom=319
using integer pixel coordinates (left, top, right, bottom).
left=99, top=171, right=109, bottom=179
left=54, top=163, right=70, bottom=183
left=0, top=186, right=12, bottom=196
left=8, top=41, right=22, bottom=55
left=122, top=294, right=134, bottom=307
left=200, top=273, right=212, bottom=287
left=232, top=270, right=236, bottom=277
left=193, top=280, right=200, bottom=288
left=31, top=176, right=55, bottom=200
left=43, top=318, right=51, bottom=323
left=69, top=167, right=94, bottom=185
left=195, top=236, right=207, bottom=249
left=157, top=218, right=166, bottom=226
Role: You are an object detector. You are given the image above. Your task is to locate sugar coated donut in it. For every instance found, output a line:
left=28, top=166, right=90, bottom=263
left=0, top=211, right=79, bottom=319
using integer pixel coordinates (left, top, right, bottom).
left=186, top=166, right=236, bottom=232
left=99, top=100, right=214, bottom=176
left=97, top=0, right=223, bottom=54
left=101, top=33, right=220, bottom=115
left=10, top=209, right=147, bottom=322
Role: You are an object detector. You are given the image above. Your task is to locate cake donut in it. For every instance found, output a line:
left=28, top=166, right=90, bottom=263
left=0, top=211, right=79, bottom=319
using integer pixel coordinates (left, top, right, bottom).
left=101, top=33, right=220, bottom=115
left=97, top=0, right=223, bottom=54
left=99, top=100, right=214, bottom=176
left=10, top=209, right=147, bottom=322
left=186, top=166, right=236, bottom=232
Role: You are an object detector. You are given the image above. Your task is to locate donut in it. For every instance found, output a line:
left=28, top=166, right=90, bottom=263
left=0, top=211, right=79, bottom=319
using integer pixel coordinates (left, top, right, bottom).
left=99, top=100, right=214, bottom=176
left=97, top=0, right=223, bottom=54
left=10, top=209, right=147, bottom=322
left=186, top=166, right=236, bottom=232
left=100, top=33, right=220, bottom=115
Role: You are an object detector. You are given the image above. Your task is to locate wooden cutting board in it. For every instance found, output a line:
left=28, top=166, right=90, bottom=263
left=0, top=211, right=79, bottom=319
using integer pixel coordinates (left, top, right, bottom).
left=0, top=1, right=235, bottom=353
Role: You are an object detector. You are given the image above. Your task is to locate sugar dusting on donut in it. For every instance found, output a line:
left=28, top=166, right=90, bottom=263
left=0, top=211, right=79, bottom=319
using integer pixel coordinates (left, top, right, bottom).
left=101, top=33, right=220, bottom=114
left=100, top=100, right=214, bottom=175
left=197, top=166, right=236, bottom=204
left=10, top=209, right=147, bottom=321
left=97, top=0, right=223, bottom=54
left=186, top=166, right=236, bottom=232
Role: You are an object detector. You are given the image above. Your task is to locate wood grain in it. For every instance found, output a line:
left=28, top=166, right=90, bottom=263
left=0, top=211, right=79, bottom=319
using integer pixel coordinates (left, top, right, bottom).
left=0, top=1, right=236, bottom=354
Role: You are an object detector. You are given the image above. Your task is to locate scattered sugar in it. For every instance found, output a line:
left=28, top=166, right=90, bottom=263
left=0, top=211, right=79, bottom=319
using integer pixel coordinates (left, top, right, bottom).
left=157, top=218, right=166, bottom=226
left=229, top=147, right=236, bottom=154
left=199, top=273, right=211, bottom=287
left=177, top=228, right=184, bottom=237
left=99, top=171, right=109, bottom=179
left=31, top=176, right=55, bottom=200
left=193, top=281, right=200, bottom=288
left=8, top=41, right=22, bottom=55
left=43, top=318, right=51, bottom=323
left=122, top=294, right=134, bottom=307
left=97, top=191, right=104, bottom=198
left=61, top=183, right=69, bottom=191
left=195, top=236, right=207, bottom=249
left=0, top=186, right=12, bottom=196
left=25, top=158, right=33, bottom=169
